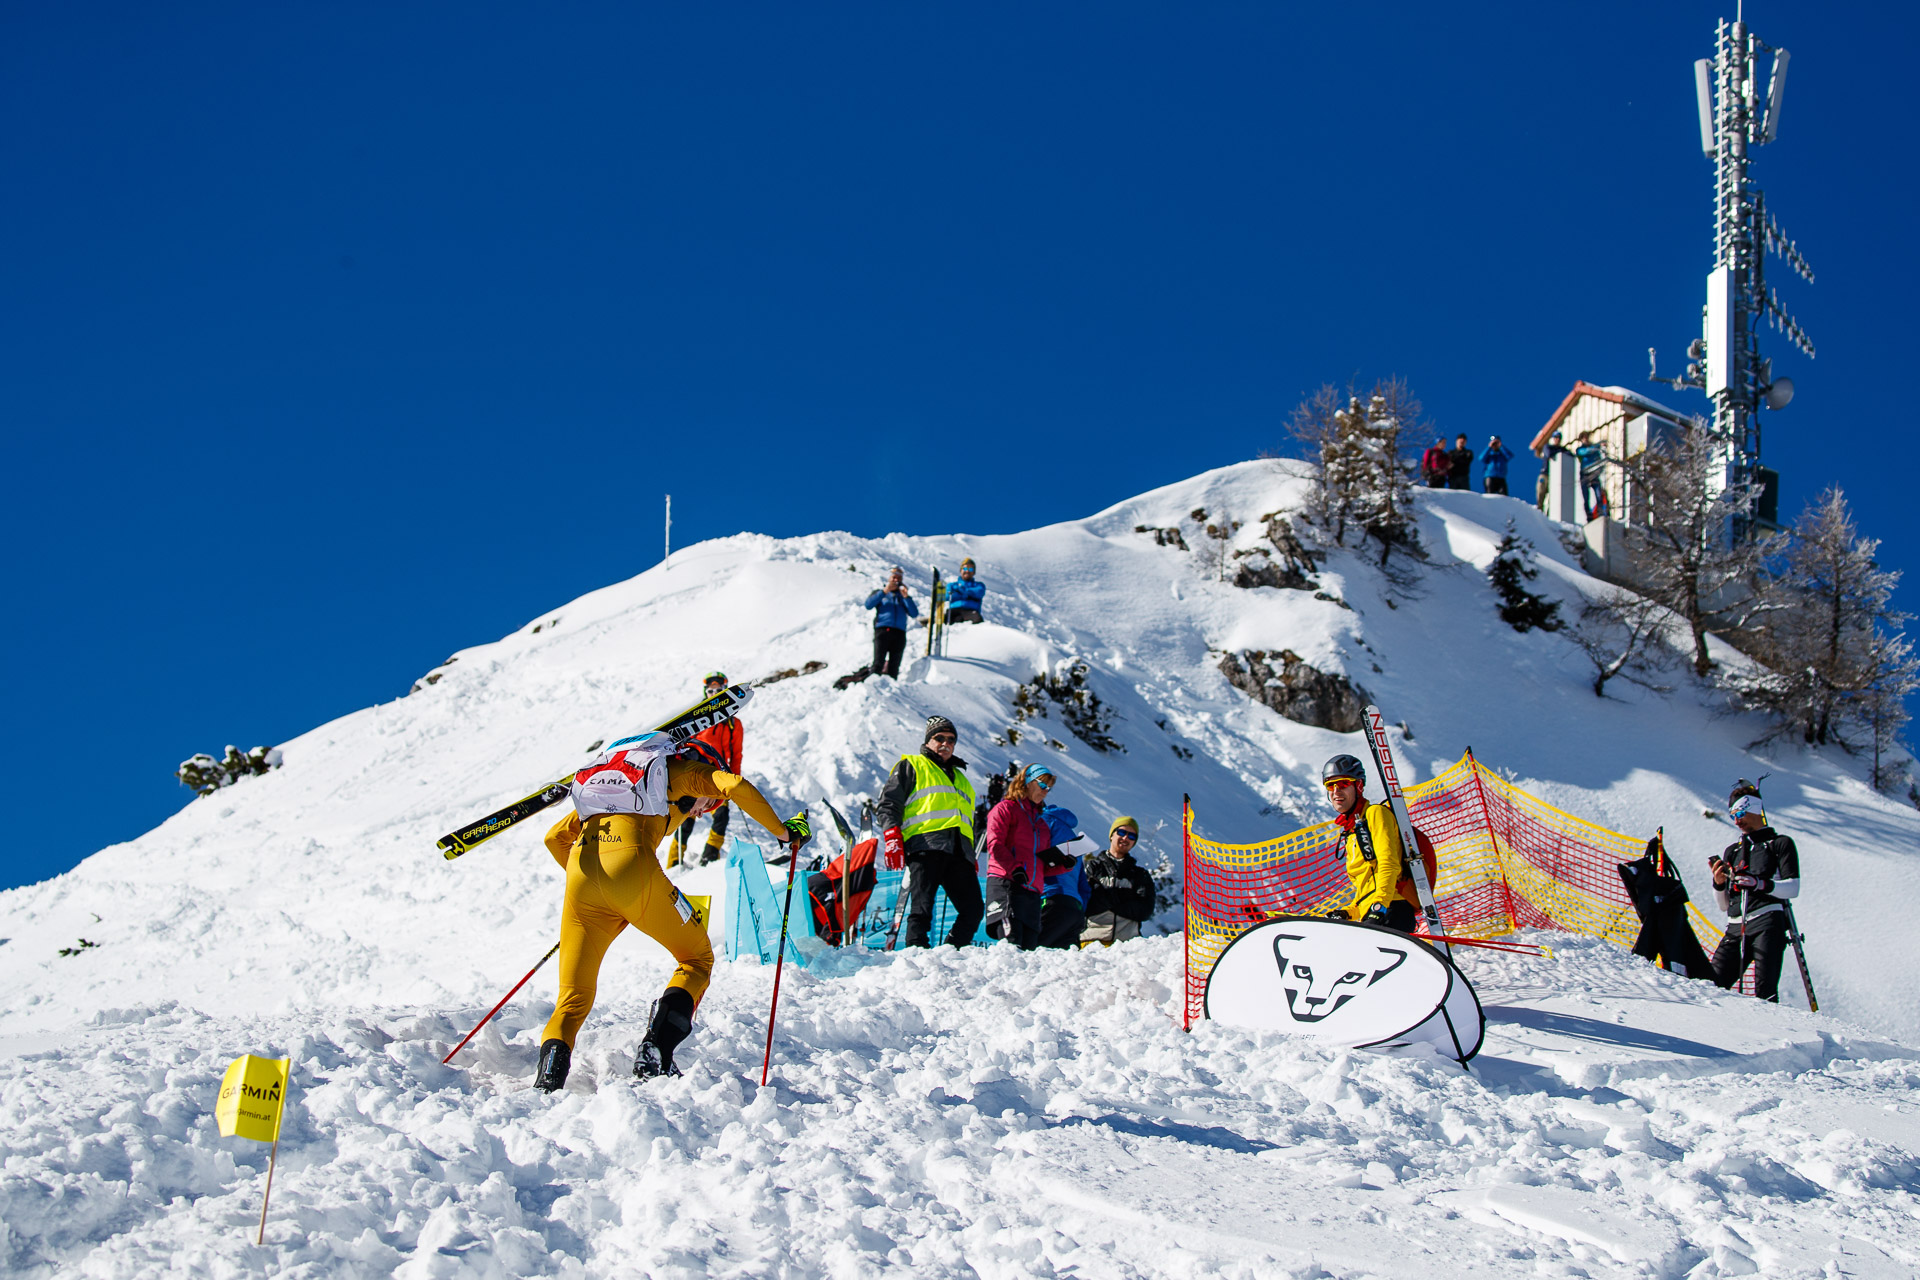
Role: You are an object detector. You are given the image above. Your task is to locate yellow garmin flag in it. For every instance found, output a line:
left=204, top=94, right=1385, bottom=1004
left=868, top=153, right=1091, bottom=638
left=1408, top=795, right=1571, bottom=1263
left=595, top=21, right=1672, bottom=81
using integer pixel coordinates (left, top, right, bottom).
left=215, top=1054, right=289, bottom=1143
left=686, top=894, right=712, bottom=932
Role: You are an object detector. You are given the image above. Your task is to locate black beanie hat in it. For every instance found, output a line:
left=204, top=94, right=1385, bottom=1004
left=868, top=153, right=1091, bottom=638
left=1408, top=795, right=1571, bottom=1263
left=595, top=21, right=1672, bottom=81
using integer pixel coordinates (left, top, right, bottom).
left=924, top=715, right=957, bottom=743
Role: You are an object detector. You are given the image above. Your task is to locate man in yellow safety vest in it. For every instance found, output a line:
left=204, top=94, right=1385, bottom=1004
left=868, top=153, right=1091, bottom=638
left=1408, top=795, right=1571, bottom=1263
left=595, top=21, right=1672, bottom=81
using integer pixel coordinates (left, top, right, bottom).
left=874, top=715, right=983, bottom=948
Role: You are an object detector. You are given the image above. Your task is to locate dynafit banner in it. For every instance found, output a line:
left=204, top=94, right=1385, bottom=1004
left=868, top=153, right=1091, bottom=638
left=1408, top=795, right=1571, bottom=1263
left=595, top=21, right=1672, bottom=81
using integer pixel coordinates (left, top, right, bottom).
left=214, top=1054, right=290, bottom=1144
left=1203, top=917, right=1484, bottom=1062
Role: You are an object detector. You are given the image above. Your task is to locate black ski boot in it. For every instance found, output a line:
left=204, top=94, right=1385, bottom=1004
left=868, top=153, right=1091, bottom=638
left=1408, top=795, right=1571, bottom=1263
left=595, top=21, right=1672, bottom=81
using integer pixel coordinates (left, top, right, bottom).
left=634, top=988, right=694, bottom=1080
left=534, top=1038, right=572, bottom=1092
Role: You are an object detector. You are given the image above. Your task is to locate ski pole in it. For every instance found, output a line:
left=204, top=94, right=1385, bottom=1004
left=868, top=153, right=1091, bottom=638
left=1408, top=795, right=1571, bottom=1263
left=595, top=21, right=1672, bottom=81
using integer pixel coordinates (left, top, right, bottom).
left=760, top=830, right=806, bottom=1086
left=1415, top=933, right=1553, bottom=958
left=443, top=941, right=560, bottom=1065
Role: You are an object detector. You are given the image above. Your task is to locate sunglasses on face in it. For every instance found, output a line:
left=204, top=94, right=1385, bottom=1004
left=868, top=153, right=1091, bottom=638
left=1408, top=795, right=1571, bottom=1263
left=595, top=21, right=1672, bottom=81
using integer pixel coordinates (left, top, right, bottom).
left=1032, top=776, right=1055, bottom=790
left=930, top=734, right=956, bottom=744
left=1112, top=830, right=1136, bottom=842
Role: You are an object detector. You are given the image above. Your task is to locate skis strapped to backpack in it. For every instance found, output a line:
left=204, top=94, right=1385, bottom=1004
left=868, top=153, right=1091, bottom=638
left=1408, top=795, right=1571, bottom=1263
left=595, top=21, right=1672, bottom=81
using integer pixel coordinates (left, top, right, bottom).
left=1360, top=704, right=1450, bottom=957
left=436, top=683, right=754, bottom=860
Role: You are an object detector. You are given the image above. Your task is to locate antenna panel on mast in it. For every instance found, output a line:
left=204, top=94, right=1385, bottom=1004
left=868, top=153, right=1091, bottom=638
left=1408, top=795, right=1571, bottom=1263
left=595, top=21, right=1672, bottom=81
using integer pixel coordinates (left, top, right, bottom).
left=1694, top=59, right=1716, bottom=155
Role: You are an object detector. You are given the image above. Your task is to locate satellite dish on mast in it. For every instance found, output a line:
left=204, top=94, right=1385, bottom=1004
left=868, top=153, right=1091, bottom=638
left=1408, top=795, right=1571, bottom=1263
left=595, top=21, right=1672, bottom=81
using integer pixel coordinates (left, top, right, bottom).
left=1764, top=377, right=1795, bottom=410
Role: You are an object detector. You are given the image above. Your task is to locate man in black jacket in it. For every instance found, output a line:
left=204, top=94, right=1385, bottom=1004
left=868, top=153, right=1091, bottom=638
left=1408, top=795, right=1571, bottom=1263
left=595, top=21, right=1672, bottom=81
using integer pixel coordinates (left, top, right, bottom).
left=1081, top=816, right=1157, bottom=945
left=1447, top=434, right=1474, bottom=491
left=1708, top=790, right=1802, bottom=1002
left=875, top=716, right=984, bottom=949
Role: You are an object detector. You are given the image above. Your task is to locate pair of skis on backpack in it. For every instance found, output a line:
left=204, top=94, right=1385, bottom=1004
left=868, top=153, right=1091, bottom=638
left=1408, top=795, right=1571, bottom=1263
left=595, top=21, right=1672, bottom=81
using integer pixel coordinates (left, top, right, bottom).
left=1358, top=704, right=1450, bottom=957
left=435, top=683, right=754, bottom=860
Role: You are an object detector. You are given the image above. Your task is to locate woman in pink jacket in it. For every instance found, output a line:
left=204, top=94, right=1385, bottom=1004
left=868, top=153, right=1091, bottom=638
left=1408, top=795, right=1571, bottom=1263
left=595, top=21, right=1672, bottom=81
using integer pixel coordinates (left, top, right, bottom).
left=983, top=763, right=1060, bottom=949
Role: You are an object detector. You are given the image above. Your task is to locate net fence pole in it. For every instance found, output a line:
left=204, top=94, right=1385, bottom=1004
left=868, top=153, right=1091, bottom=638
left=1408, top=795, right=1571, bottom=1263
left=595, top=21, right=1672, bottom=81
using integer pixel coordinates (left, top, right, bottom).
left=1465, top=748, right=1518, bottom=933
left=1181, top=794, right=1193, bottom=1031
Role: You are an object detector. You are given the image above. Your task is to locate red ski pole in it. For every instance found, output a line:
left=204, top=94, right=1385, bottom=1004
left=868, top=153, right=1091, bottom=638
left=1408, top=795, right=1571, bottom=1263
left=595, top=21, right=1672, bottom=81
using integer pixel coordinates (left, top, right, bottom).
left=760, top=832, right=807, bottom=1086
left=443, top=941, right=561, bottom=1065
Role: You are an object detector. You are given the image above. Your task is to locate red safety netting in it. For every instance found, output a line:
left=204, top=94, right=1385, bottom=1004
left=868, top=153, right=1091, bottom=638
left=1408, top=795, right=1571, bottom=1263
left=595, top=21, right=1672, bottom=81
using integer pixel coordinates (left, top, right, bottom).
left=1180, top=752, right=1732, bottom=1026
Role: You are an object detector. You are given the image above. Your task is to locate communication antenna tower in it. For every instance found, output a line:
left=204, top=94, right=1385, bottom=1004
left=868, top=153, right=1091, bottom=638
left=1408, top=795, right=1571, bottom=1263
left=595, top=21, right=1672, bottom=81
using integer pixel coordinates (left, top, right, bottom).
left=1647, top=10, right=1813, bottom=487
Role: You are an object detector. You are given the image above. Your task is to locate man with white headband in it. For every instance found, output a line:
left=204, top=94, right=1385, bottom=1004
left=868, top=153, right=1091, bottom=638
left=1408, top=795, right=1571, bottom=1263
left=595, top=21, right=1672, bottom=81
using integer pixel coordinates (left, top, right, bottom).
left=1707, top=783, right=1801, bottom=1002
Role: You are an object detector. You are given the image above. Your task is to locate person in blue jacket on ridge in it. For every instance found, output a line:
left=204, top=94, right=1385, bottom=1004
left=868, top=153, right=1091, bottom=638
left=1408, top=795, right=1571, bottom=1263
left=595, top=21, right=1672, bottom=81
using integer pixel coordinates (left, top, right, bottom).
left=863, top=566, right=919, bottom=679
left=1480, top=435, right=1514, bottom=496
left=946, top=558, right=986, bottom=624
left=1037, top=804, right=1096, bottom=949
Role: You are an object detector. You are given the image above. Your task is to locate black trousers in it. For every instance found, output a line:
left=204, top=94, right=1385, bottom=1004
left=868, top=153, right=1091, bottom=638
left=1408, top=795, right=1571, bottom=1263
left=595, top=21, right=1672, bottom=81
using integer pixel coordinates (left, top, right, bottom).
left=1485, top=477, right=1508, bottom=496
left=984, top=875, right=1042, bottom=950
left=1710, top=911, right=1789, bottom=1001
left=901, top=849, right=984, bottom=948
left=871, top=627, right=907, bottom=678
left=674, top=802, right=730, bottom=859
left=946, top=607, right=981, bottom=625
left=1447, top=475, right=1470, bottom=490
left=1038, top=896, right=1086, bottom=949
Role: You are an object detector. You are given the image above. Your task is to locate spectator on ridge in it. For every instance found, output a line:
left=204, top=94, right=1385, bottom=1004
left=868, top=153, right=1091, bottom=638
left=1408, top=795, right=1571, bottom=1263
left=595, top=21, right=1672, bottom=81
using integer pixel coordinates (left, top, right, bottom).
left=1447, top=434, right=1474, bottom=491
left=1420, top=437, right=1451, bottom=489
left=874, top=716, right=982, bottom=949
left=1081, top=816, right=1157, bottom=945
left=1481, top=435, right=1513, bottom=496
left=1575, top=440, right=1607, bottom=519
left=668, top=671, right=742, bottom=868
left=946, top=558, right=987, bottom=624
left=863, top=567, right=919, bottom=680
left=983, top=763, right=1059, bottom=950
left=1535, top=429, right=1567, bottom=511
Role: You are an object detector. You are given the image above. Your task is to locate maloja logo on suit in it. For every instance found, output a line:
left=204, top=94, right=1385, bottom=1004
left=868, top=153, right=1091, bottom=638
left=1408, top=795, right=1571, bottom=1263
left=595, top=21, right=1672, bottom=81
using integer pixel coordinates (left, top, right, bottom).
left=1204, top=917, right=1484, bottom=1061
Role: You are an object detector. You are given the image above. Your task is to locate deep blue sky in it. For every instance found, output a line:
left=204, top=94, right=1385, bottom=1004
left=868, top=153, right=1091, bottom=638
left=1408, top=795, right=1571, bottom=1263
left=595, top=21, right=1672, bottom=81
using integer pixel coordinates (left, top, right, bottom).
left=5, top=4, right=1910, bottom=890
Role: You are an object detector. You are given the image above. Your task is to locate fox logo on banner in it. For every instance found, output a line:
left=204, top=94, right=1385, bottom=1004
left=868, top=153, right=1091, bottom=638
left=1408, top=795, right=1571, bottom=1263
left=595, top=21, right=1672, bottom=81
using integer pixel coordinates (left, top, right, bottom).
left=1203, top=917, right=1484, bottom=1062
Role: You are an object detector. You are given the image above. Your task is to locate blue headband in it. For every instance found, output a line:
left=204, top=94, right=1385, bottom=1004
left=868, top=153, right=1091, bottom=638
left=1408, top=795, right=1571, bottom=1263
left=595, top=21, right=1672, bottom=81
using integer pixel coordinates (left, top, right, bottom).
left=1024, top=763, right=1055, bottom=783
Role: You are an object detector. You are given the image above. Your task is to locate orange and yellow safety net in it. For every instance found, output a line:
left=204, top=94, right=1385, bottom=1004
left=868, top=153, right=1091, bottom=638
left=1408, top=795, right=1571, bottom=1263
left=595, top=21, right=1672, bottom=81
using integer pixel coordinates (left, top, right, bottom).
left=1181, top=753, right=1724, bottom=1022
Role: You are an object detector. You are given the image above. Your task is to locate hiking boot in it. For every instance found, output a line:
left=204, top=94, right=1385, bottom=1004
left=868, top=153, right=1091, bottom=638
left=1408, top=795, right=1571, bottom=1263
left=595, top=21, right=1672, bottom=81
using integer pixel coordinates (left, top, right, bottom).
left=633, top=1038, right=682, bottom=1080
left=634, top=989, right=694, bottom=1081
left=534, top=1039, right=572, bottom=1092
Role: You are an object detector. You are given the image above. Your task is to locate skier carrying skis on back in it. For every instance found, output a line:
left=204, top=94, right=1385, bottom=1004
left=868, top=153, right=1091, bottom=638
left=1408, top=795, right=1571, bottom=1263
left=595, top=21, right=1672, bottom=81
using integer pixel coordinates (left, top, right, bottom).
left=532, top=734, right=809, bottom=1091
left=667, top=671, right=744, bottom=868
left=1320, top=754, right=1420, bottom=933
left=1708, top=782, right=1802, bottom=1003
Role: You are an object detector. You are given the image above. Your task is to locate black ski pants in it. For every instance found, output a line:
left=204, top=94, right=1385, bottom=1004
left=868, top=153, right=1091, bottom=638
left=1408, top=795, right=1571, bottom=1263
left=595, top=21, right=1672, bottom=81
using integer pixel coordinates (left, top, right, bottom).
left=900, top=849, right=984, bottom=949
left=1485, top=477, right=1508, bottom=496
left=1710, top=911, right=1789, bottom=1002
left=1038, top=896, right=1086, bottom=950
left=872, top=627, right=907, bottom=678
left=984, top=875, right=1042, bottom=950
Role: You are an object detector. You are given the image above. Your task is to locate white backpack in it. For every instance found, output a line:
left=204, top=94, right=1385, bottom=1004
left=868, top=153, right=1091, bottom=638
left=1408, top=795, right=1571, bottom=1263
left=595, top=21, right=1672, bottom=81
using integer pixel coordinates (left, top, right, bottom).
left=570, top=732, right=676, bottom=818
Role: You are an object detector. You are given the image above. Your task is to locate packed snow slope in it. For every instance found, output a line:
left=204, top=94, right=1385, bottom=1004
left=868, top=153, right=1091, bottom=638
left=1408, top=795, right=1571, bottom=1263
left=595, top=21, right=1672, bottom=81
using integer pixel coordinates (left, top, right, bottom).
left=5, top=458, right=1920, bottom=1278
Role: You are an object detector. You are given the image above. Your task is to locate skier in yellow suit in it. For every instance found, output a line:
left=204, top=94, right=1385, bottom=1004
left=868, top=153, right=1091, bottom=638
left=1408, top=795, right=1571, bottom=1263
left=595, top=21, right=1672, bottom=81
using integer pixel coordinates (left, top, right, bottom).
left=1321, top=753, right=1420, bottom=932
left=533, top=737, right=808, bottom=1090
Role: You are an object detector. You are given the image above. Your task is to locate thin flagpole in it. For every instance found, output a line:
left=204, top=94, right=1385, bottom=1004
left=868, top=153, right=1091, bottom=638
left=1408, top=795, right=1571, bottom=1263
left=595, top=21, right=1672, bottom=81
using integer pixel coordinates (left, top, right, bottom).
left=256, top=1135, right=280, bottom=1246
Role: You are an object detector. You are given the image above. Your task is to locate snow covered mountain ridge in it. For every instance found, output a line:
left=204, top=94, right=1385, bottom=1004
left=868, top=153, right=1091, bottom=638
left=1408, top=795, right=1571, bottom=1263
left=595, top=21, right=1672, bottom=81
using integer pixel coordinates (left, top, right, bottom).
left=5, top=458, right=1920, bottom=1278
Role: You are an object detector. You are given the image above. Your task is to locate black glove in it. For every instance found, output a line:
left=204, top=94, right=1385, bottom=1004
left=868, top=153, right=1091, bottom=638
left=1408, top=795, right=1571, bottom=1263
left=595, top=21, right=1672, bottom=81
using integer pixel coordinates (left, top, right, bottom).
left=1362, top=904, right=1390, bottom=928
left=1008, top=867, right=1029, bottom=889
left=1038, top=846, right=1074, bottom=869
left=1322, top=908, right=1349, bottom=921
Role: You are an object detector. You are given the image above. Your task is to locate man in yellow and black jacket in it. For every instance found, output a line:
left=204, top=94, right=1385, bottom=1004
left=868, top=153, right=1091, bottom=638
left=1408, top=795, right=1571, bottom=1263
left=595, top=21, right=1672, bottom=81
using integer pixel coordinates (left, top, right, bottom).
left=1321, top=753, right=1420, bottom=933
left=874, top=715, right=984, bottom=948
